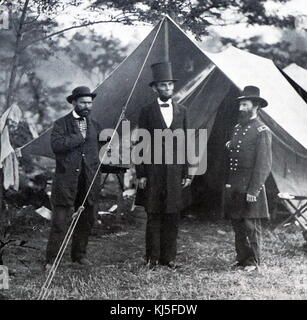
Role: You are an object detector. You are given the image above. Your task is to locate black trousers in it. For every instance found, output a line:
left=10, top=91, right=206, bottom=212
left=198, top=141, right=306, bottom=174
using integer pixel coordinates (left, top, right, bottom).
left=145, top=211, right=180, bottom=265
left=46, top=169, right=95, bottom=264
left=231, top=218, right=262, bottom=266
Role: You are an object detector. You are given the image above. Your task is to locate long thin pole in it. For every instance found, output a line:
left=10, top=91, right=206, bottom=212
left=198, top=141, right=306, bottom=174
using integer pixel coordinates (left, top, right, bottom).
left=37, top=17, right=166, bottom=300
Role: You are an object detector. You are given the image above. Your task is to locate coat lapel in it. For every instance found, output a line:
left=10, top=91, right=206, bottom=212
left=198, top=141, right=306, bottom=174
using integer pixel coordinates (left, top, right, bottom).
left=170, top=101, right=180, bottom=129
left=152, top=101, right=167, bottom=129
left=153, top=100, right=180, bottom=129
left=66, top=112, right=77, bottom=132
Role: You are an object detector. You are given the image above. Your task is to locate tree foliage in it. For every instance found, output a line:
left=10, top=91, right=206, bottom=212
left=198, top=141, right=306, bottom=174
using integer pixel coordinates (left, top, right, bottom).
left=220, top=29, right=307, bottom=69
left=92, top=0, right=296, bottom=37
left=64, top=30, right=128, bottom=87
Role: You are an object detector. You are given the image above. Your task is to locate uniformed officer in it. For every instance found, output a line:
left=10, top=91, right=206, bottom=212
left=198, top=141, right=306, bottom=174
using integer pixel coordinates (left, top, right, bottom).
left=225, top=85, right=272, bottom=272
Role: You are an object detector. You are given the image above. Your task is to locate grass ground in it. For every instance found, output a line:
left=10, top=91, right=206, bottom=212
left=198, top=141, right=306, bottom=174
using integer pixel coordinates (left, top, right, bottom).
left=1, top=210, right=307, bottom=300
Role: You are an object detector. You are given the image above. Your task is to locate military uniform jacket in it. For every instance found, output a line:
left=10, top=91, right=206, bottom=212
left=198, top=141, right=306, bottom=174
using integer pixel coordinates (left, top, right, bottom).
left=225, top=117, right=272, bottom=219
left=51, top=112, right=101, bottom=207
left=135, top=101, right=189, bottom=213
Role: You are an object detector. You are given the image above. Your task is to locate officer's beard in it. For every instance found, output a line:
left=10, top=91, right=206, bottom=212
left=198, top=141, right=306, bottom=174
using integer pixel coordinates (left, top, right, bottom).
left=238, top=110, right=253, bottom=125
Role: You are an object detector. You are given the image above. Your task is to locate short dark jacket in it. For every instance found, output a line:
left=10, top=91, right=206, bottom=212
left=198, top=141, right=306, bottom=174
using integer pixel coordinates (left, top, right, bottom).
left=51, top=112, right=101, bottom=206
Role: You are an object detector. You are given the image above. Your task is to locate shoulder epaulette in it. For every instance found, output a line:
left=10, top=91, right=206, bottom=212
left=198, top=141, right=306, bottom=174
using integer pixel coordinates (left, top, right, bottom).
left=257, top=125, right=269, bottom=133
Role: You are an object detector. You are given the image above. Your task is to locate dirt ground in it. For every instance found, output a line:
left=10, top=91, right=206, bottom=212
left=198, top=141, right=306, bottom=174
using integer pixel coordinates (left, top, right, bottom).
left=1, top=204, right=306, bottom=300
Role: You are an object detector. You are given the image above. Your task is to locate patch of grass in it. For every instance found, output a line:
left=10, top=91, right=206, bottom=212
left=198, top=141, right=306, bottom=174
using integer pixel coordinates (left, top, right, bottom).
left=1, top=215, right=307, bottom=300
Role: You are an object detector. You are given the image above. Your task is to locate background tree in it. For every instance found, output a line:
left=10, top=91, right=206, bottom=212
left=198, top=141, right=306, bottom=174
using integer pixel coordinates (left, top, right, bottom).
left=0, top=1, right=69, bottom=113
left=220, top=29, right=307, bottom=69
left=91, top=0, right=295, bottom=38
left=63, top=30, right=128, bottom=88
left=1, top=0, right=137, bottom=114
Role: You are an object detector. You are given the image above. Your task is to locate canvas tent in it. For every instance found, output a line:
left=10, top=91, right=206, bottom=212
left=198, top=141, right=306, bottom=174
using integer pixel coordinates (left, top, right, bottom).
left=202, top=47, right=307, bottom=214
left=282, top=63, right=307, bottom=103
left=21, top=16, right=307, bottom=215
left=283, top=63, right=307, bottom=92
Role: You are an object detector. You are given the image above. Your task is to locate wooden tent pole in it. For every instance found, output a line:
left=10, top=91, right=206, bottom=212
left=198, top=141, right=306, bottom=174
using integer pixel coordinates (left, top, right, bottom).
left=164, top=17, right=170, bottom=61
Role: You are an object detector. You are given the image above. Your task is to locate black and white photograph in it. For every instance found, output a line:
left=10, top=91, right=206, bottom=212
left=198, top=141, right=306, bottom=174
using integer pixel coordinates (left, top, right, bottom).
left=0, top=0, right=306, bottom=305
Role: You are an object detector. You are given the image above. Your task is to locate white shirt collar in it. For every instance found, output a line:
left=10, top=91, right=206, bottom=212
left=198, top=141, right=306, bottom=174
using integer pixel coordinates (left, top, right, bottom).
left=72, top=110, right=82, bottom=119
left=157, top=98, right=172, bottom=107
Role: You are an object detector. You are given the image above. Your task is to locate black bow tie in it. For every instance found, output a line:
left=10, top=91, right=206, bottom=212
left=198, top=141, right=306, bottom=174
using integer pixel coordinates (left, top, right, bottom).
left=160, top=103, right=169, bottom=108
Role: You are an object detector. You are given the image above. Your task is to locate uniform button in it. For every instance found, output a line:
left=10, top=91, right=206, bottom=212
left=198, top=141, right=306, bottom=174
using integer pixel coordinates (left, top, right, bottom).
left=237, top=145, right=240, bottom=148
left=76, top=169, right=80, bottom=172
left=82, top=153, right=85, bottom=157
left=234, top=133, right=237, bottom=135
left=243, top=133, right=246, bottom=135
left=237, top=150, right=239, bottom=152
left=234, top=168, right=237, bottom=171
left=238, top=140, right=242, bottom=143
left=230, top=158, right=233, bottom=161
left=248, top=126, right=251, bottom=128
left=235, top=164, right=238, bottom=166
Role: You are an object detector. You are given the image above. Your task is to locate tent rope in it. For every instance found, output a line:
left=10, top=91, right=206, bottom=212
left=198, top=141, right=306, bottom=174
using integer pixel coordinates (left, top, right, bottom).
left=19, top=127, right=52, bottom=151
left=37, top=18, right=165, bottom=300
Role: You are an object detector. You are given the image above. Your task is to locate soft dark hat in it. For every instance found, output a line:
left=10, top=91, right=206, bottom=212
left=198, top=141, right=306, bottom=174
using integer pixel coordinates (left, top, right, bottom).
left=149, top=62, right=178, bottom=87
left=236, top=85, right=268, bottom=108
left=66, top=86, right=96, bottom=104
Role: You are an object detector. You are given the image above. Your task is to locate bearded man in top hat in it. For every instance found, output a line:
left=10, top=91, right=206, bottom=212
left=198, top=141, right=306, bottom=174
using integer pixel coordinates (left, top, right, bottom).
left=225, top=85, right=272, bottom=272
left=45, top=86, right=101, bottom=271
left=135, top=62, right=192, bottom=269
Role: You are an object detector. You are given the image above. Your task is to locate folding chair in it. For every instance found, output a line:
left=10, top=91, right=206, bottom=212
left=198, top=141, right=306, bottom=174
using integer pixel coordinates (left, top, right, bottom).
left=276, top=193, right=307, bottom=242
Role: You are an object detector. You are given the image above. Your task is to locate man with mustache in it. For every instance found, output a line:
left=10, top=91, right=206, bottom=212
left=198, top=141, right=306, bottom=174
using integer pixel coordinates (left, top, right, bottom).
left=225, top=86, right=272, bottom=272
left=45, top=86, right=101, bottom=271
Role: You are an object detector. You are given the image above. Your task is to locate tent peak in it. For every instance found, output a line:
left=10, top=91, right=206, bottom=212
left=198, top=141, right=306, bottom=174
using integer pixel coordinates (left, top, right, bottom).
left=160, top=14, right=179, bottom=26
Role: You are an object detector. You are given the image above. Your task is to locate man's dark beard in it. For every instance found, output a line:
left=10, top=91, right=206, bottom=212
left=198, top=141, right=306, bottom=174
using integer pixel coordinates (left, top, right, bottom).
left=159, top=96, right=170, bottom=102
left=238, top=111, right=253, bottom=125
left=157, top=89, right=173, bottom=102
left=76, top=108, right=90, bottom=118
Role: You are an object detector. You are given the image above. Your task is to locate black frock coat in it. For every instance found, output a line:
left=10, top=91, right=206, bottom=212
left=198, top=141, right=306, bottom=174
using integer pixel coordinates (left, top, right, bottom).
left=135, top=101, right=189, bottom=213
